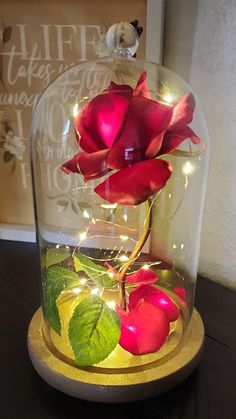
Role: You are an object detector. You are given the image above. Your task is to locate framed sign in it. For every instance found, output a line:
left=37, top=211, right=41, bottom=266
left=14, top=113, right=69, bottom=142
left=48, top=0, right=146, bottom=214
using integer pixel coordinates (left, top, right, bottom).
left=0, top=0, right=164, bottom=242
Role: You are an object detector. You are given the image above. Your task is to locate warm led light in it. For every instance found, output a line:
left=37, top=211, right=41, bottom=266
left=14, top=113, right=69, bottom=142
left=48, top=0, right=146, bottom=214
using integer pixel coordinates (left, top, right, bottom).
left=120, top=235, right=128, bottom=241
left=83, top=210, right=90, bottom=218
left=101, top=203, right=117, bottom=209
left=163, top=94, right=174, bottom=104
left=91, top=287, right=100, bottom=295
left=182, top=161, right=195, bottom=175
left=142, top=264, right=150, bottom=270
left=107, top=300, right=116, bottom=309
left=172, top=244, right=177, bottom=250
left=168, top=193, right=172, bottom=199
left=119, top=255, right=129, bottom=262
left=73, top=103, right=79, bottom=117
left=79, top=231, right=87, bottom=241
left=184, top=176, right=189, bottom=189
left=79, top=278, right=87, bottom=285
left=73, top=287, right=82, bottom=294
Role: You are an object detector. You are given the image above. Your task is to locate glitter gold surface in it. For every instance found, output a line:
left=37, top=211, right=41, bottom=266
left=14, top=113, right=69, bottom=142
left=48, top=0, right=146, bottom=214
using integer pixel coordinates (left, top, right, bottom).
left=28, top=307, right=204, bottom=402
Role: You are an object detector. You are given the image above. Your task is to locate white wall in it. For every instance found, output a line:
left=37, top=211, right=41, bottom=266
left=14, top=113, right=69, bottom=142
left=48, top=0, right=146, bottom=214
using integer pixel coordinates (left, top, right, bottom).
left=164, top=0, right=236, bottom=289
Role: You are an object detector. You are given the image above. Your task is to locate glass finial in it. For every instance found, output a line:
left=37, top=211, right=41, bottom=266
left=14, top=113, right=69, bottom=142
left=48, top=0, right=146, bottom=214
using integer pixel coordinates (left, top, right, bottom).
left=106, top=22, right=139, bottom=57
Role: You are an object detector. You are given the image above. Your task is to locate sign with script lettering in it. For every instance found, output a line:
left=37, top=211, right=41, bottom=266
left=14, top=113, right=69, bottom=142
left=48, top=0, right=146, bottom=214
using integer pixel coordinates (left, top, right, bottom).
left=0, top=0, right=146, bottom=229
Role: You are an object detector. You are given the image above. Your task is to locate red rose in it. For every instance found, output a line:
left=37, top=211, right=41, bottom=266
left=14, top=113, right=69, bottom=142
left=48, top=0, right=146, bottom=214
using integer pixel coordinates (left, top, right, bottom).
left=62, top=72, right=200, bottom=205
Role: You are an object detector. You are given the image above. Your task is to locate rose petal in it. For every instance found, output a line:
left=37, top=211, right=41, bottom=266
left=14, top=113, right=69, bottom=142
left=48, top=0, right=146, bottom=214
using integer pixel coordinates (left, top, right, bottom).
left=106, top=142, right=144, bottom=170
left=145, top=132, right=165, bottom=158
left=76, top=92, right=131, bottom=153
left=169, top=93, right=195, bottom=131
left=158, top=126, right=201, bottom=156
left=94, top=159, right=172, bottom=205
left=117, top=300, right=170, bottom=355
left=126, top=268, right=158, bottom=285
left=133, top=71, right=151, bottom=99
left=106, top=96, right=173, bottom=169
left=61, top=149, right=109, bottom=179
left=107, top=81, right=133, bottom=95
left=129, top=284, right=179, bottom=322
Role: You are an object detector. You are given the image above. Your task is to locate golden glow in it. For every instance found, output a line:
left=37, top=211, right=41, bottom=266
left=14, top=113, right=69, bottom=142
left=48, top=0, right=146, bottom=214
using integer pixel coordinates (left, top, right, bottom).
left=91, top=287, right=100, bottom=295
left=79, top=231, right=87, bottom=241
left=107, top=300, right=116, bottom=309
left=182, top=161, right=195, bottom=176
left=73, top=103, right=79, bottom=117
left=120, top=235, right=128, bottom=241
left=83, top=210, right=90, bottom=219
left=101, top=203, right=117, bottom=209
left=163, top=94, right=174, bottom=104
left=168, top=193, right=172, bottom=199
left=79, top=278, right=87, bottom=285
left=119, top=255, right=129, bottom=262
left=172, top=244, right=177, bottom=250
left=184, top=176, right=189, bottom=189
left=72, top=287, right=82, bottom=294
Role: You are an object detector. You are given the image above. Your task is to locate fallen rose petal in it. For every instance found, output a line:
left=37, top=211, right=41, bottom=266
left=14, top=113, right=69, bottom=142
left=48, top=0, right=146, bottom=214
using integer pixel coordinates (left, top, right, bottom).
left=133, top=71, right=151, bottom=99
left=94, top=159, right=172, bottom=205
left=62, top=149, right=109, bottom=178
left=126, top=268, right=158, bottom=285
left=169, top=93, right=195, bottom=131
left=129, top=284, right=179, bottom=322
left=76, top=92, right=131, bottom=153
left=173, top=286, right=187, bottom=304
left=117, top=300, right=170, bottom=355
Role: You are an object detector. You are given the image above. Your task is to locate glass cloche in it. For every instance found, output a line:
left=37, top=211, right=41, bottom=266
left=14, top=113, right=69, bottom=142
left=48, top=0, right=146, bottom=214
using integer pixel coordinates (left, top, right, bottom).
left=29, top=23, right=209, bottom=390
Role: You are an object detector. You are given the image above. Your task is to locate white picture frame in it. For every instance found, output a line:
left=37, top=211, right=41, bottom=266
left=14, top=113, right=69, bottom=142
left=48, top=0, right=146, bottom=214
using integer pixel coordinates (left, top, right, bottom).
left=0, top=0, right=165, bottom=243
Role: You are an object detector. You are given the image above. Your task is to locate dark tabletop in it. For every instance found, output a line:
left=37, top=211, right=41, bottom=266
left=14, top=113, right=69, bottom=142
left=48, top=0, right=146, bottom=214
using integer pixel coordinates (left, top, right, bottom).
left=0, top=239, right=236, bottom=419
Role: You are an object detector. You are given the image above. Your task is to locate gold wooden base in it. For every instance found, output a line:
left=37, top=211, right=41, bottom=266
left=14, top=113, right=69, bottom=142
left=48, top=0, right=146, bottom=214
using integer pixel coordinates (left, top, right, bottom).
left=28, top=307, right=204, bottom=403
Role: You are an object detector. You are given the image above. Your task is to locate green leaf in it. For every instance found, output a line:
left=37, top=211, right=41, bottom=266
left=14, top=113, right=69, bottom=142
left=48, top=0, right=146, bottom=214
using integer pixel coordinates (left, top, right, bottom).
left=3, top=151, right=14, bottom=163
left=45, top=247, right=70, bottom=269
left=3, top=26, right=12, bottom=43
left=73, top=253, right=117, bottom=288
left=69, top=296, right=120, bottom=366
left=43, top=266, right=79, bottom=335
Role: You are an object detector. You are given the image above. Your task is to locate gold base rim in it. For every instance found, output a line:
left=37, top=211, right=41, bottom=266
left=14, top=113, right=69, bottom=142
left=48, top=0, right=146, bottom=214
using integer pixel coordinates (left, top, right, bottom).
left=28, top=307, right=204, bottom=403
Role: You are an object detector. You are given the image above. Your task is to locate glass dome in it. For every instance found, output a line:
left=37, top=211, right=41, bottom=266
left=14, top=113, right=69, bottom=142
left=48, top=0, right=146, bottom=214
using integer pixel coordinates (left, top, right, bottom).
left=30, top=55, right=209, bottom=370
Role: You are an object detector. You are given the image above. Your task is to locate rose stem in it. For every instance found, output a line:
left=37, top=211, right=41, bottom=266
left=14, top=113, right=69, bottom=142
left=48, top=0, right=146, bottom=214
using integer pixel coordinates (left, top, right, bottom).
left=118, top=198, right=152, bottom=310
